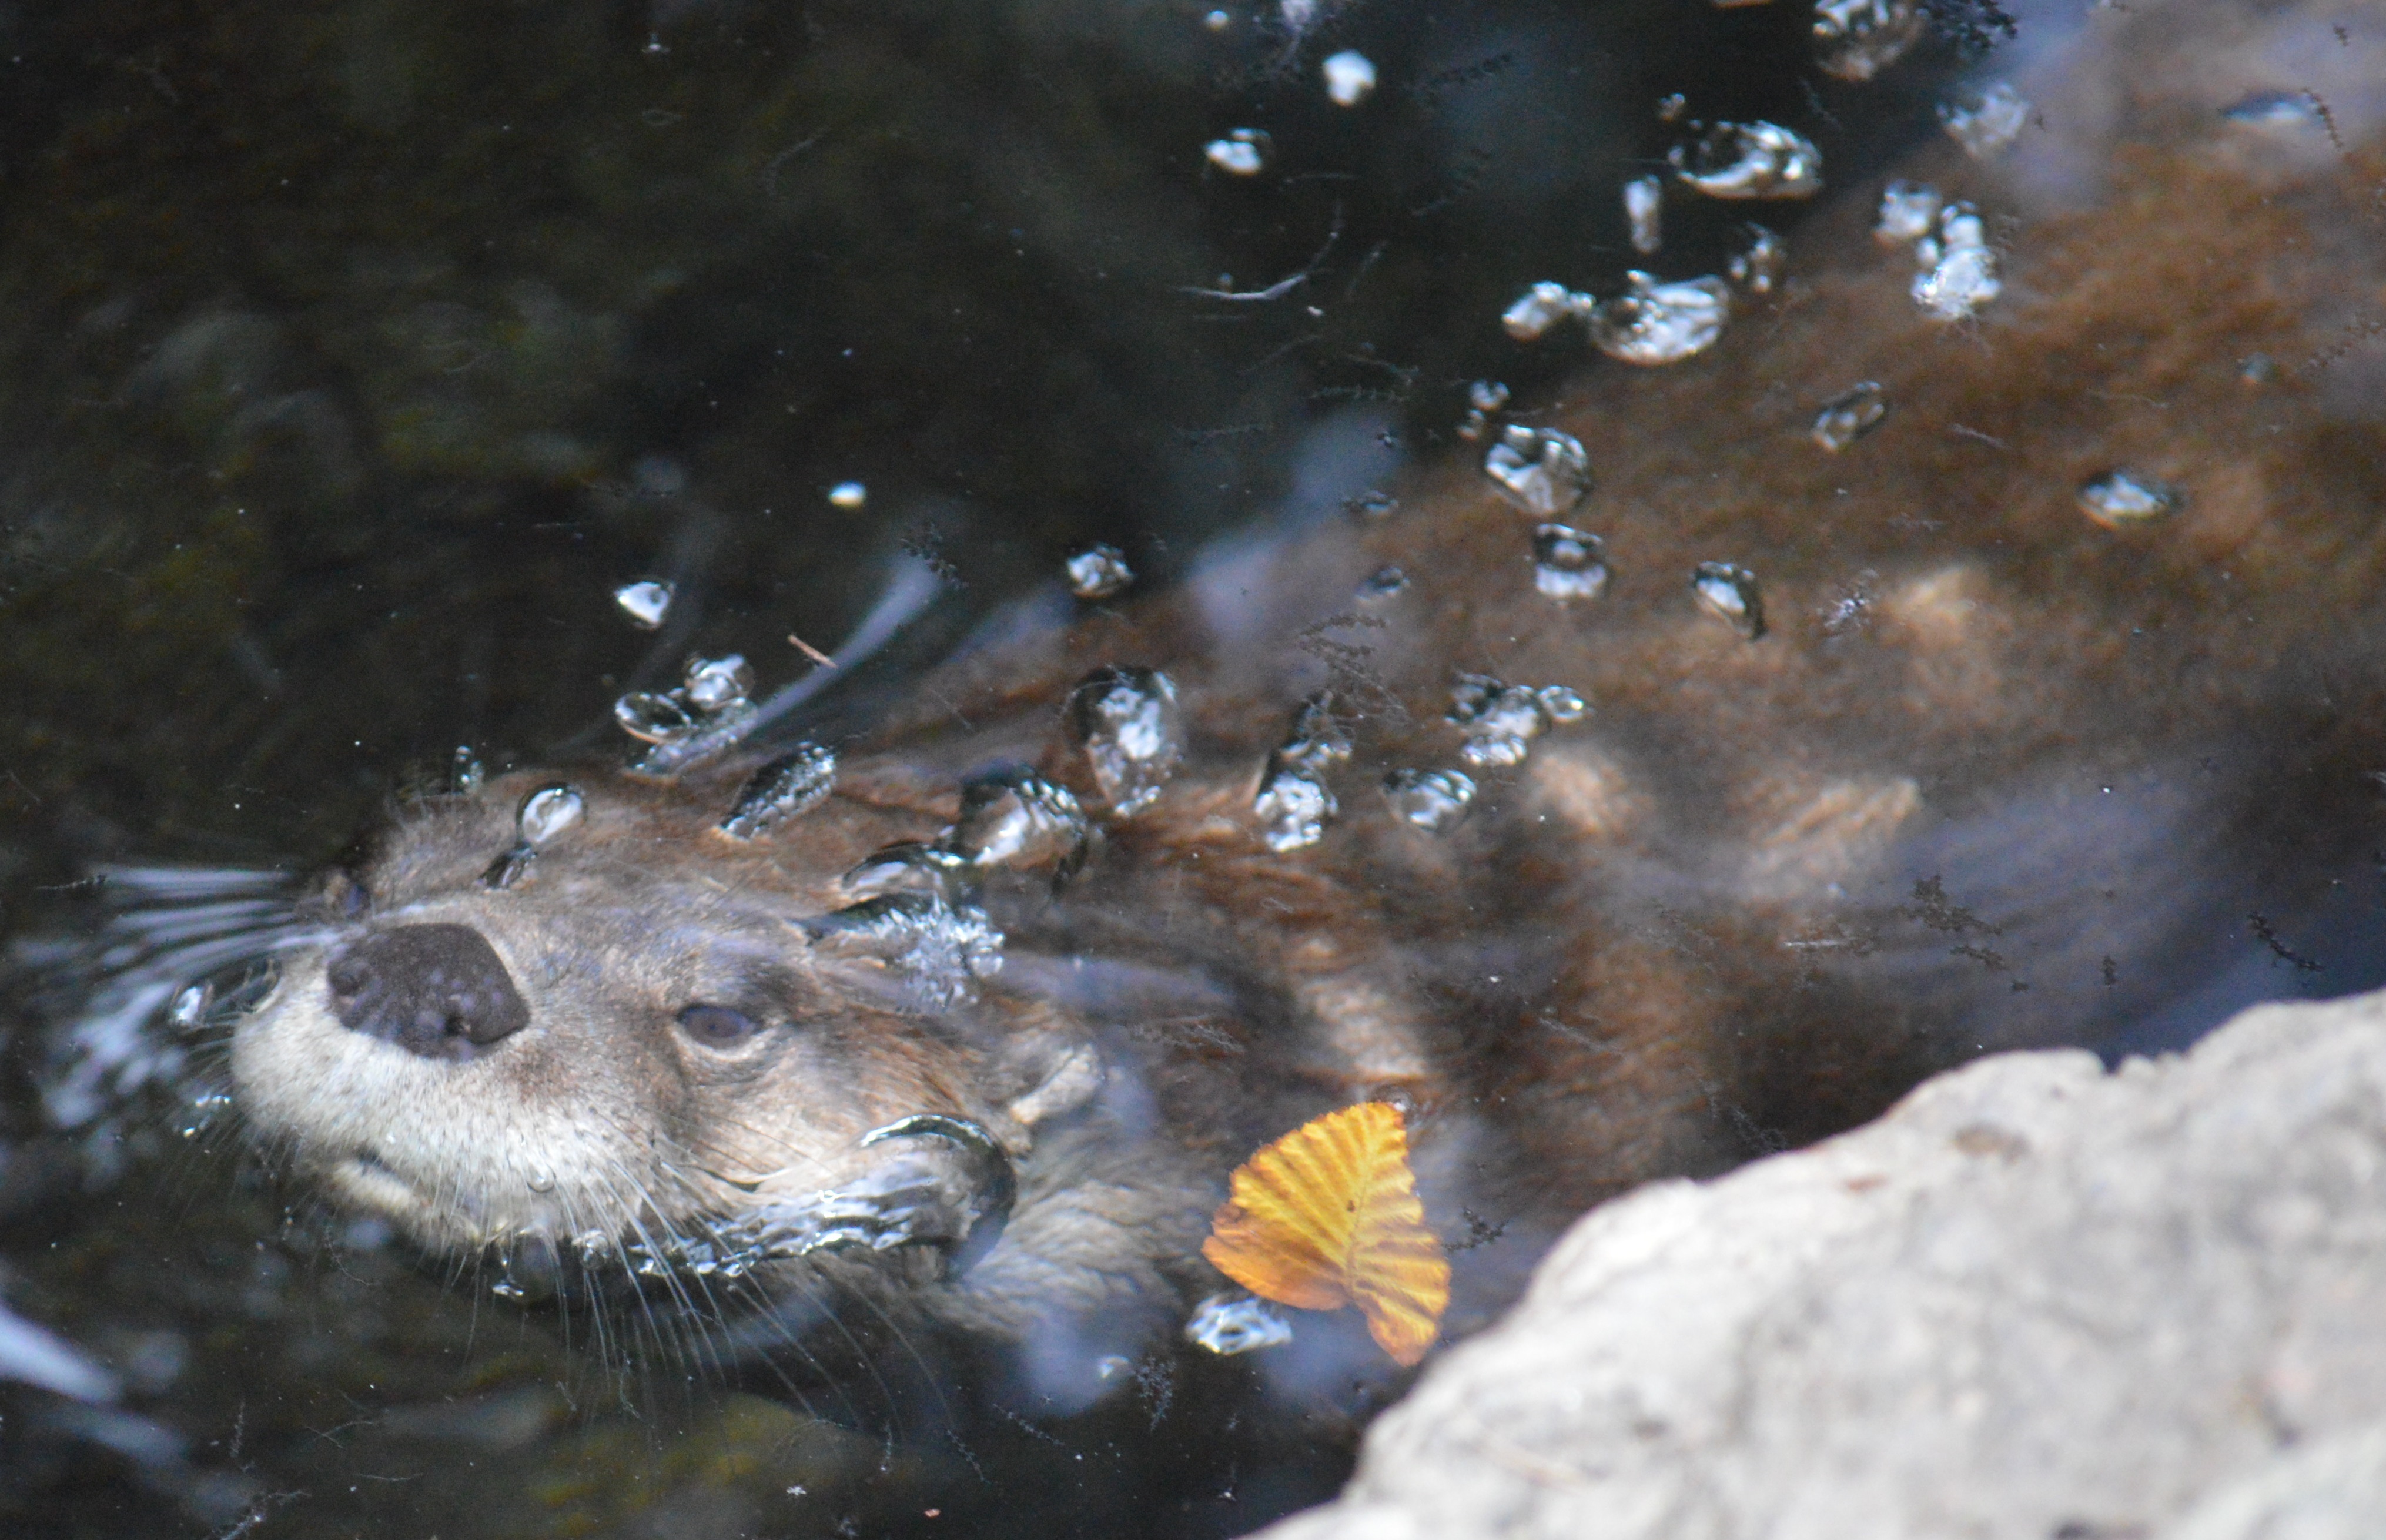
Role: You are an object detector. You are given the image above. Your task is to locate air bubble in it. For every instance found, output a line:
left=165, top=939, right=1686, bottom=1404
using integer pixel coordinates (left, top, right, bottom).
left=1322, top=51, right=1376, bottom=107
left=1728, top=223, right=1785, bottom=294
left=1067, top=667, right=1185, bottom=817
left=1186, top=1293, right=1296, bottom=1355
left=948, top=768, right=1090, bottom=879
left=1532, top=524, right=1609, bottom=601
left=2077, top=469, right=2183, bottom=528
left=613, top=580, right=674, bottom=630
left=1067, top=544, right=1135, bottom=600
left=1813, top=0, right=1923, bottom=82
left=1537, top=685, right=1588, bottom=724
left=450, top=746, right=484, bottom=795
left=1382, top=768, right=1477, bottom=832
left=1624, top=175, right=1663, bottom=256
left=1501, top=281, right=1595, bottom=342
left=1346, top=489, right=1400, bottom=519
left=828, top=480, right=868, bottom=509
left=844, top=842, right=974, bottom=903
left=1940, top=82, right=2030, bottom=160
left=1591, top=272, right=1731, bottom=366
left=1458, top=380, right=1510, bottom=442
left=1692, top=562, right=1766, bottom=639
left=1204, top=129, right=1272, bottom=177
left=805, top=894, right=1006, bottom=1008
left=518, top=784, right=585, bottom=846
left=1873, top=181, right=1942, bottom=246
left=1358, top=565, right=1410, bottom=600
left=1276, top=692, right=1353, bottom=776
left=1911, top=202, right=2000, bottom=322
left=682, top=654, right=754, bottom=713
left=1670, top=122, right=1823, bottom=200
left=1484, top=426, right=1591, bottom=518
left=1812, top=382, right=1888, bottom=452
left=718, top=744, right=837, bottom=840
left=1448, top=675, right=1555, bottom=768
left=614, top=691, right=697, bottom=744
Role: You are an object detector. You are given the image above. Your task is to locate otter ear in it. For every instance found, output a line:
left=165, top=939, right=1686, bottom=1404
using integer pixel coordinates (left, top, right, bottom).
left=747, top=1114, right=1016, bottom=1277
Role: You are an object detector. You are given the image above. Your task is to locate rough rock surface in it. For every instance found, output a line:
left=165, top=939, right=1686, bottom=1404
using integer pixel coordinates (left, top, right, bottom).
left=1256, top=991, right=2386, bottom=1540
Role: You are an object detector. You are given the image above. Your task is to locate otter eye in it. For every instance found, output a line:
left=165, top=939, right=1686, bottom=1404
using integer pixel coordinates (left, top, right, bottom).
left=675, top=1003, right=761, bottom=1049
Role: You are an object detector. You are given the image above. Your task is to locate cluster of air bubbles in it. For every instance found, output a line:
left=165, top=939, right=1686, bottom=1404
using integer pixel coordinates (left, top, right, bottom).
left=484, top=783, right=585, bottom=889
left=1067, top=667, right=1186, bottom=817
left=1186, top=1293, right=1296, bottom=1356
left=1874, top=181, right=1942, bottom=245
left=1253, top=692, right=1353, bottom=852
left=615, top=654, right=762, bottom=777
left=1532, top=524, right=1609, bottom=600
left=1483, top=426, right=1591, bottom=517
left=1591, top=273, right=1732, bottom=366
left=1728, top=224, right=1786, bottom=294
left=613, top=580, right=673, bottom=630
left=1670, top=122, right=1824, bottom=200
left=1346, top=489, right=1400, bottom=519
left=1940, top=82, right=2030, bottom=160
left=1066, top=544, right=1135, bottom=601
left=717, top=744, right=838, bottom=841
left=1381, top=767, right=1477, bottom=833
left=1359, top=565, right=1410, bottom=600
left=1812, top=381, right=1889, bottom=452
left=1447, top=674, right=1587, bottom=768
left=2077, top=469, right=2184, bottom=528
left=1910, top=200, right=2002, bottom=323
left=948, top=767, right=1092, bottom=881
left=1322, top=50, right=1376, bottom=107
left=807, top=892, right=1006, bottom=1009
left=828, top=480, right=868, bottom=509
left=1692, top=562, right=1766, bottom=639
left=1812, top=0, right=1923, bottom=82
left=1501, top=281, right=1598, bottom=343
left=1204, top=128, right=1272, bottom=177
left=1504, top=272, right=1737, bottom=366
left=1624, top=175, right=1664, bottom=256
left=1457, top=379, right=1511, bottom=443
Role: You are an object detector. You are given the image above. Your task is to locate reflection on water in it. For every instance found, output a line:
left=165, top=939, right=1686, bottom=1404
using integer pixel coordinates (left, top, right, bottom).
left=2, top=0, right=2384, bottom=1536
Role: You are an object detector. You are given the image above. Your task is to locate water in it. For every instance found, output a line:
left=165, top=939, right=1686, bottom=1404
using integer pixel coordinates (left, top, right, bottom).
left=4, top=1, right=2381, bottom=1536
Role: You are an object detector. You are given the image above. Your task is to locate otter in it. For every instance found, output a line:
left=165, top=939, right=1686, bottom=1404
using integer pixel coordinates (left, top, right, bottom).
left=37, top=5, right=2386, bottom=1482
left=215, top=82, right=2386, bottom=1418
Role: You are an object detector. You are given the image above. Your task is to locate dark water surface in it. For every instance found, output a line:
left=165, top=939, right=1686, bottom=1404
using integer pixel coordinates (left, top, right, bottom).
left=1, top=0, right=2381, bottom=1536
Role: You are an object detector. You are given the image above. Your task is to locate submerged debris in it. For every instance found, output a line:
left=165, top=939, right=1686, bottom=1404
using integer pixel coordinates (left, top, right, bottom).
left=1484, top=425, right=1591, bottom=517
left=1591, top=272, right=1732, bottom=366
left=1940, top=82, right=2030, bottom=159
left=1381, top=768, right=1477, bottom=832
left=1812, top=382, right=1888, bottom=452
left=2077, top=469, right=2184, bottom=528
left=1067, top=667, right=1186, bottom=817
left=613, top=580, right=673, bottom=630
left=1066, top=544, right=1135, bottom=600
left=1692, top=562, right=1766, bottom=639
left=1532, top=524, right=1609, bottom=600
left=1670, top=122, right=1823, bottom=200
left=1813, top=0, right=1924, bottom=82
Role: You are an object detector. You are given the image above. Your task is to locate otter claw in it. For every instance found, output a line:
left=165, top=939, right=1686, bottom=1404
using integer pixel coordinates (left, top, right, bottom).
left=761, top=1115, right=1016, bottom=1275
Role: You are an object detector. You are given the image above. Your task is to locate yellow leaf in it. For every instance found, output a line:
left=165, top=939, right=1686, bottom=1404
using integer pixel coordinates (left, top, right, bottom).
left=1201, top=1101, right=1451, bottom=1367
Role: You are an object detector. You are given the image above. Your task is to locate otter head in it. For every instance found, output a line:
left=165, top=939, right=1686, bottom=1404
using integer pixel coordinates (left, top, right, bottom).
left=228, top=762, right=1044, bottom=1295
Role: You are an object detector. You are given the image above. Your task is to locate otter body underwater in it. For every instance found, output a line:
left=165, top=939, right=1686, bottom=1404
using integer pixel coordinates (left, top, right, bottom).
left=90, top=88, right=2386, bottom=1427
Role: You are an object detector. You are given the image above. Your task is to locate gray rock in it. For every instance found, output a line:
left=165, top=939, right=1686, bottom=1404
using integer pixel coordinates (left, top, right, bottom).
left=1257, top=991, right=2386, bottom=1540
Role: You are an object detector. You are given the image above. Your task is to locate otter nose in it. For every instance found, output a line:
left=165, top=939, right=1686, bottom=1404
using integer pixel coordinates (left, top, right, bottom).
left=324, top=923, right=530, bottom=1060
